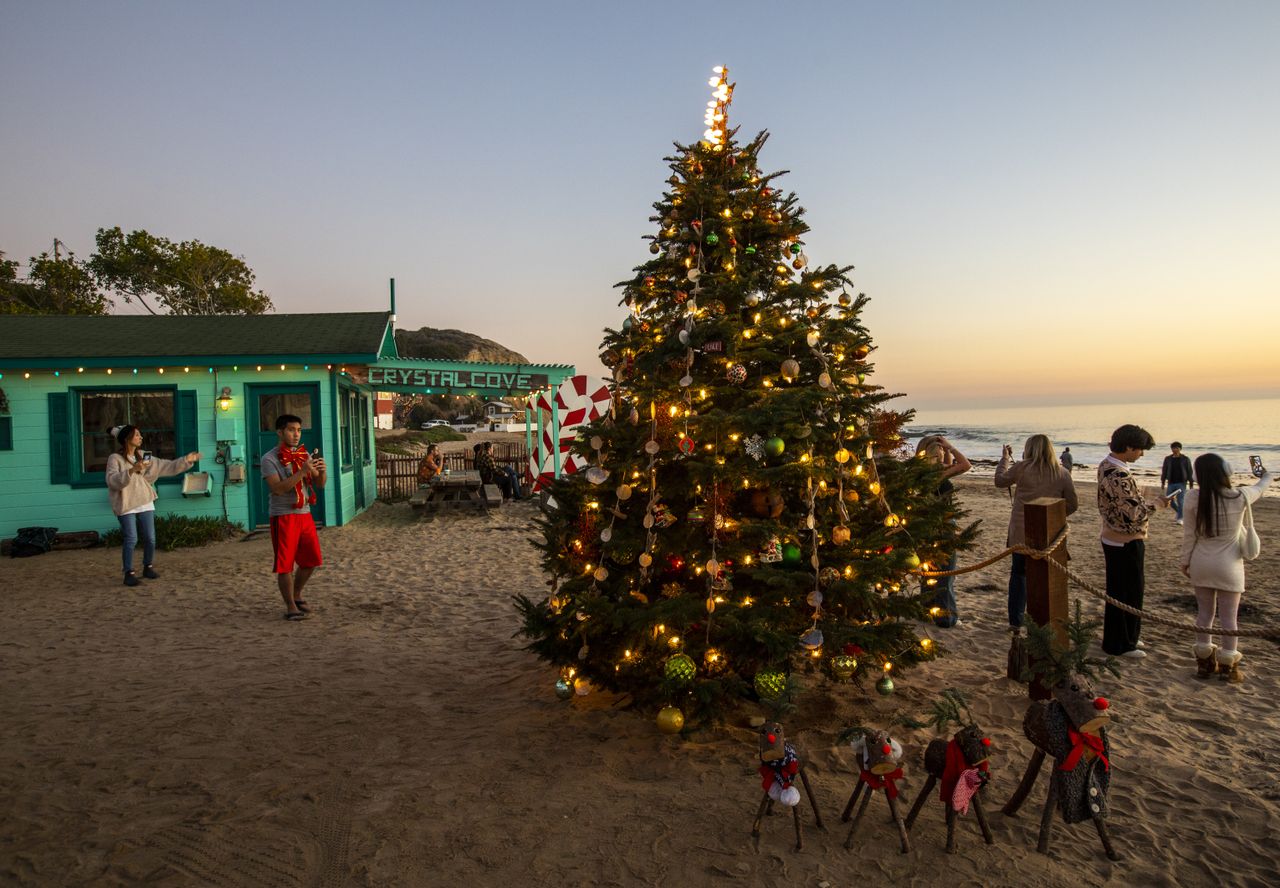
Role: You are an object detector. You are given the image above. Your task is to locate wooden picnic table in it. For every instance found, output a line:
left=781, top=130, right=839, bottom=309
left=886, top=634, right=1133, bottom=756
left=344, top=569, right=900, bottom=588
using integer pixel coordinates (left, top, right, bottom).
left=408, top=470, right=502, bottom=515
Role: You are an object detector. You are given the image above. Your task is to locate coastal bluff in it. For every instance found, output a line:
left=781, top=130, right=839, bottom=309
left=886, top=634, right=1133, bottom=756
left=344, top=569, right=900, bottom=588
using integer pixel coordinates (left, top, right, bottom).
left=394, top=326, right=528, bottom=364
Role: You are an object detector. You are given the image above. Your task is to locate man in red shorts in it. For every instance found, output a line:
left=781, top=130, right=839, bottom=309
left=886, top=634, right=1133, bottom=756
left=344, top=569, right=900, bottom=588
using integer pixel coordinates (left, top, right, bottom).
left=261, top=414, right=327, bottom=620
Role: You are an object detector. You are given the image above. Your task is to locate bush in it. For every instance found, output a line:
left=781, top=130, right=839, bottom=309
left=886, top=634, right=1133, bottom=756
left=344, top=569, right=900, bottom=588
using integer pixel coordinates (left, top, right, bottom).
left=377, top=428, right=466, bottom=455
left=103, top=514, right=243, bottom=551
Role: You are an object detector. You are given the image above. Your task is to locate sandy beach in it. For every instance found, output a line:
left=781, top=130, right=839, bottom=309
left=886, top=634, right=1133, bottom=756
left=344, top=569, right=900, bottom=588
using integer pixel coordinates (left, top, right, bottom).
left=2, top=477, right=1279, bottom=887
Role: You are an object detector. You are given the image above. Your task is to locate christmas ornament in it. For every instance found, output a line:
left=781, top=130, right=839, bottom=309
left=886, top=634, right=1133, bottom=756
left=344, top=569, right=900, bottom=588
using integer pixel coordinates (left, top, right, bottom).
left=799, top=627, right=824, bottom=650
left=649, top=242, right=661, bottom=254
left=742, top=208, right=754, bottom=220
left=745, top=245, right=757, bottom=255
left=759, top=537, right=783, bottom=563
left=853, top=344, right=871, bottom=360
left=838, top=292, right=852, bottom=306
left=789, top=242, right=802, bottom=254
left=678, top=436, right=696, bottom=455
left=782, top=542, right=802, bottom=564
left=819, top=566, right=841, bottom=587
left=831, top=525, right=852, bottom=545
left=702, top=339, right=724, bottom=353
left=706, top=299, right=726, bottom=316
left=665, top=653, right=697, bottom=685
left=656, top=705, right=685, bottom=734
left=554, top=678, right=573, bottom=700
left=831, top=655, right=857, bottom=681
left=705, top=233, right=720, bottom=246
left=585, top=466, right=609, bottom=485
left=661, top=581, right=683, bottom=598
left=644, top=439, right=660, bottom=454
left=688, top=268, right=700, bottom=281
left=679, top=374, right=693, bottom=388
left=749, top=488, right=784, bottom=518
left=754, top=670, right=787, bottom=700
left=745, top=291, right=761, bottom=306
left=687, top=507, right=705, bottom=523
left=616, top=484, right=632, bottom=500
left=674, top=289, right=689, bottom=303
left=652, top=504, right=677, bottom=528
left=818, top=372, right=832, bottom=388
left=744, top=434, right=766, bottom=461
left=574, top=677, right=592, bottom=696
left=876, top=676, right=896, bottom=696
left=726, top=363, right=747, bottom=384
left=806, top=589, right=823, bottom=608
left=764, top=436, right=785, bottom=458
left=835, top=447, right=851, bottom=463
left=781, top=358, right=800, bottom=380
left=638, top=552, right=653, bottom=568
left=806, top=330, right=820, bottom=347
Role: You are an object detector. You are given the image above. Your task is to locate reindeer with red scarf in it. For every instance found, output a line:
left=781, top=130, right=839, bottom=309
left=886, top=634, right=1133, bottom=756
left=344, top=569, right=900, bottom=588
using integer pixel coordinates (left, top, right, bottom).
left=839, top=726, right=910, bottom=854
left=902, top=688, right=996, bottom=853
left=1002, top=603, right=1122, bottom=861
left=750, top=721, right=824, bottom=851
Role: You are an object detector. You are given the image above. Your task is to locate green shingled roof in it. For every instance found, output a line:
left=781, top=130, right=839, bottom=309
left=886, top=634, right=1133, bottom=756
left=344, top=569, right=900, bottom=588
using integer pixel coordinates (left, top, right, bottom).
left=0, top=312, right=393, bottom=365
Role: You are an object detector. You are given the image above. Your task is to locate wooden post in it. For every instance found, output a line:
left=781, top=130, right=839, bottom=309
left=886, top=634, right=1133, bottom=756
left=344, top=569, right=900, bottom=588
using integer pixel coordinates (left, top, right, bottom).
left=1024, top=497, right=1069, bottom=701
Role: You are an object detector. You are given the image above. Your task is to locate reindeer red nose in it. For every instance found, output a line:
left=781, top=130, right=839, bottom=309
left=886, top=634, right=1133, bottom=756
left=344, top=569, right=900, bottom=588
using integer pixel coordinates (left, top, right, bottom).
left=1093, top=697, right=1110, bottom=711
left=981, top=737, right=992, bottom=747
left=767, top=733, right=777, bottom=744
left=881, top=743, right=892, bottom=755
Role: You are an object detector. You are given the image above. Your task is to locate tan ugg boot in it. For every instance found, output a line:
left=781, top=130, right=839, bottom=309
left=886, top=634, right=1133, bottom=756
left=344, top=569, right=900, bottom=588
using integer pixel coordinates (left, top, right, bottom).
left=1217, top=650, right=1244, bottom=684
left=1193, top=643, right=1217, bottom=680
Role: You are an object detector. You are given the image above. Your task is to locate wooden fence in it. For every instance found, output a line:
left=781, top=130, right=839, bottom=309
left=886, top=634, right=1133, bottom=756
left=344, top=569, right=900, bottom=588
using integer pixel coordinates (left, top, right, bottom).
left=376, top=443, right=530, bottom=502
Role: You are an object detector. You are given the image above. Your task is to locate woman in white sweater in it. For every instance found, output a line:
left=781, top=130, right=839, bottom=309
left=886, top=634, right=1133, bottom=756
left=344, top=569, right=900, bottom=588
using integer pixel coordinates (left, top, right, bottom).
left=105, top=424, right=201, bottom=586
left=1179, top=454, right=1271, bottom=683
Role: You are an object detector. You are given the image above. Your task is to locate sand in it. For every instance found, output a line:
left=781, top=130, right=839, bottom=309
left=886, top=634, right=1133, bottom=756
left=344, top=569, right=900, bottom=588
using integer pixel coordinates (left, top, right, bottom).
left=2, top=477, right=1278, bottom=887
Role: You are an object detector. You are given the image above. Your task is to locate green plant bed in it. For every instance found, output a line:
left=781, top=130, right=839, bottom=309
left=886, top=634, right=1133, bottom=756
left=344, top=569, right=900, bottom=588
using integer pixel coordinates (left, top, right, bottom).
left=103, top=515, right=244, bottom=551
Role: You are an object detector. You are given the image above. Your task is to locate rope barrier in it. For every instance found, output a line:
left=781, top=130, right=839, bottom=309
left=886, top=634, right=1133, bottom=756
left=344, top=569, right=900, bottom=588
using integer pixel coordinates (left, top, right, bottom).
left=916, top=526, right=1280, bottom=640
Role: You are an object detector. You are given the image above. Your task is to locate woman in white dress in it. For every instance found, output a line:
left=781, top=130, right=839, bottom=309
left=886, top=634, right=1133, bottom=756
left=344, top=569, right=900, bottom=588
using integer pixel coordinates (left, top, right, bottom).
left=1179, top=454, right=1271, bottom=683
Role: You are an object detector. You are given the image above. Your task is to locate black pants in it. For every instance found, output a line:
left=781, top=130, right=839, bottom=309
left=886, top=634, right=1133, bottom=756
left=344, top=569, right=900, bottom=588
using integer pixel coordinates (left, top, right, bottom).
left=1102, top=540, right=1144, bottom=655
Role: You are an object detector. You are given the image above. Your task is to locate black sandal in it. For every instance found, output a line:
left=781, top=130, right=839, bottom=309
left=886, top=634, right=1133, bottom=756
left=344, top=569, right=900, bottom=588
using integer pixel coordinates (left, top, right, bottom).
left=283, top=611, right=310, bottom=621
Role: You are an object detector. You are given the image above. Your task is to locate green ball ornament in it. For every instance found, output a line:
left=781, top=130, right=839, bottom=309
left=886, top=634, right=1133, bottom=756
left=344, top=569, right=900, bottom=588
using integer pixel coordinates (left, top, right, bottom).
left=554, top=679, right=573, bottom=700
left=782, top=543, right=802, bottom=563
left=831, top=655, right=857, bottom=682
left=790, top=242, right=803, bottom=254
left=745, top=245, right=757, bottom=254
left=664, top=653, right=697, bottom=685
left=656, top=705, right=685, bottom=734
left=754, top=670, right=787, bottom=700
left=764, top=436, right=785, bottom=458
left=705, top=233, right=719, bottom=246
left=876, top=675, right=896, bottom=696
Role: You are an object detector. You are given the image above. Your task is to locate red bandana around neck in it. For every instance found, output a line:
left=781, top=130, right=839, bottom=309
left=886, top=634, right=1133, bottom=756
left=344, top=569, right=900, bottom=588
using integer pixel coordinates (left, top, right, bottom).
left=1059, top=727, right=1110, bottom=773
left=278, top=445, right=316, bottom=509
left=940, top=738, right=990, bottom=803
left=859, top=767, right=904, bottom=800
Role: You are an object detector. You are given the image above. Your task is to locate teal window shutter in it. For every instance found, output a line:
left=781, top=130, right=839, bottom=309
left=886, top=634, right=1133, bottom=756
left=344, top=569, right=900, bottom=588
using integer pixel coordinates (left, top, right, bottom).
left=0, top=416, right=12, bottom=450
left=48, top=392, right=71, bottom=483
left=176, top=389, right=198, bottom=465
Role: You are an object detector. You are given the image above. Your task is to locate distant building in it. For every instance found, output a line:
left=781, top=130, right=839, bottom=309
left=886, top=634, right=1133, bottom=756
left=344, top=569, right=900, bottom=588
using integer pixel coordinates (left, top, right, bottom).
left=374, top=392, right=394, bottom=429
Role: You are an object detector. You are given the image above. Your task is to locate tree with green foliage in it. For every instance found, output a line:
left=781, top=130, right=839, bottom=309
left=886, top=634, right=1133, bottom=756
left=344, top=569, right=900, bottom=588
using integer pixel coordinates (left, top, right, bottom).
left=515, top=69, right=976, bottom=725
left=88, top=226, right=272, bottom=315
left=0, top=247, right=109, bottom=315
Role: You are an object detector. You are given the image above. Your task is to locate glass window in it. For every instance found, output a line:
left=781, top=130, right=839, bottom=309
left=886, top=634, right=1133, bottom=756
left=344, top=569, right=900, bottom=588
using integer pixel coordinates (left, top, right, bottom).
left=79, top=390, right=176, bottom=473
left=340, top=391, right=353, bottom=465
left=257, top=393, right=313, bottom=431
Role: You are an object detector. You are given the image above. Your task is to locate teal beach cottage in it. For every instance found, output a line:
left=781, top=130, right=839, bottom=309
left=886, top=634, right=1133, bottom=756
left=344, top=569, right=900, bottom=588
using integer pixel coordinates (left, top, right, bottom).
left=0, top=312, right=395, bottom=538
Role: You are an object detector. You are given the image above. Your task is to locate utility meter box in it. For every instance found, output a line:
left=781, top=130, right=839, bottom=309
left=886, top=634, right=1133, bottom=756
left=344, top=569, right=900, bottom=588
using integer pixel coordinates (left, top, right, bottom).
left=226, top=442, right=244, bottom=462
left=226, top=462, right=247, bottom=484
left=215, top=415, right=243, bottom=443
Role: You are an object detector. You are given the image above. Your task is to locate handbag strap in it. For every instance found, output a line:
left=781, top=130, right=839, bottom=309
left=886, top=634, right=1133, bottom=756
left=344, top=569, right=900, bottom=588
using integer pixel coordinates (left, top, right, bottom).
left=1242, top=493, right=1256, bottom=535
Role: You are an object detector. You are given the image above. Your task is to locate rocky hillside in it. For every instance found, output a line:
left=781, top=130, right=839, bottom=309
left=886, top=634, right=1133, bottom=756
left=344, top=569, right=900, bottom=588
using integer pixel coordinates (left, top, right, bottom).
left=394, top=327, right=528, bottom=364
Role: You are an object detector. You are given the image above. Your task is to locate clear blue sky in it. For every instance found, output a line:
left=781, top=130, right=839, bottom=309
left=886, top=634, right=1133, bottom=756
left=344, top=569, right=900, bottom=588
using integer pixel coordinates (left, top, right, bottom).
left=4, top=1, right=1278, bottom=408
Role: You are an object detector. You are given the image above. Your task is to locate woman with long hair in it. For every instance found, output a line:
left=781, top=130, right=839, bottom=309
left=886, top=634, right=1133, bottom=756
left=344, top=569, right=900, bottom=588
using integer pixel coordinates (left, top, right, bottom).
left=916, top=435, right=971, bottom=628
left=1179, top=454, right=1271, bottom=683
left=995, top=434, right=1078, bottom=631
left=105, top=425, right=201, bottom=586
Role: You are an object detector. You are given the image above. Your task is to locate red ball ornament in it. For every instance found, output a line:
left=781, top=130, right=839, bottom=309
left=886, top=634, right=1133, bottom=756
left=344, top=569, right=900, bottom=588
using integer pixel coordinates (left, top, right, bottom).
left=678, top=436, right=696, bottom=455
left=843, top=643, right=863, bottom=656
left=1093, top=697, right=1110, bottom=711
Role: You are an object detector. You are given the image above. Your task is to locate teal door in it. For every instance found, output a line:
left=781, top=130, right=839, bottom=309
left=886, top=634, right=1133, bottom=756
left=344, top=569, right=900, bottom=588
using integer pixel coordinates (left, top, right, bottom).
left=248, top=384, right=326, bottom=528
left=340, top=387, right=373, bottom=510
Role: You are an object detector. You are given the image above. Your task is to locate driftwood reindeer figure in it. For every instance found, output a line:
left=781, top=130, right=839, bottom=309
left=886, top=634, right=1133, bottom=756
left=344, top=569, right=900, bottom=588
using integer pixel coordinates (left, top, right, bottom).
left=902, top=689, right=996, bottom=853
left=1002, top=604, right=1121, bottom=862
left=840, top=727, right=910, bottom=854
left=750, top=721, right=824, bottom=851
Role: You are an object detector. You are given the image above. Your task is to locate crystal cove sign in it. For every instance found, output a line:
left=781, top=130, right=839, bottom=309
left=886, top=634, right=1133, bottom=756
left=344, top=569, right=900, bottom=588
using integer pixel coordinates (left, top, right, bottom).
left=366, top=359, right=574, bottom=396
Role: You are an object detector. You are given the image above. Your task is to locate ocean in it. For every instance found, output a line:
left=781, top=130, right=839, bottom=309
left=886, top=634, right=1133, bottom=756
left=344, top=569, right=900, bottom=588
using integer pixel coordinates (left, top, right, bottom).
left=906, top=397, right=1280, bottom=494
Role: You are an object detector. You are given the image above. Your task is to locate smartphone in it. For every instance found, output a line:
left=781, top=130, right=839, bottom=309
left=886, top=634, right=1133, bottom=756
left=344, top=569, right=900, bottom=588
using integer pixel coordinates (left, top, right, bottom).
left=140, top=450, right=153, bottom=462
left=311, top=448, right=321, bottom=457
left=1250, top=455, right=1265, bottom=477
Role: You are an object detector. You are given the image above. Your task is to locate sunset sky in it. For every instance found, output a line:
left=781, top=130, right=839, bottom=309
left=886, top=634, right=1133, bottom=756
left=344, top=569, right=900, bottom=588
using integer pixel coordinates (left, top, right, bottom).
left=3, top=1, right=1277, bottom=409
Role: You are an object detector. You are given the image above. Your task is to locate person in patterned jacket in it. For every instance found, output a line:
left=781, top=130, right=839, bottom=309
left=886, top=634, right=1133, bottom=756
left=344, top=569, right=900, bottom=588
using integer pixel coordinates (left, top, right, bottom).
left=1096, top=424, right=1167, bottom=658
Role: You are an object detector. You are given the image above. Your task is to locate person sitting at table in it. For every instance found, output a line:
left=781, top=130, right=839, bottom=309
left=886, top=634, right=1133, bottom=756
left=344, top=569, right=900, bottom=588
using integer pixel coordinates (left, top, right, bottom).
left=475, top=441, right=517, bottom=501
left=416, top=443, right=441, bottom=485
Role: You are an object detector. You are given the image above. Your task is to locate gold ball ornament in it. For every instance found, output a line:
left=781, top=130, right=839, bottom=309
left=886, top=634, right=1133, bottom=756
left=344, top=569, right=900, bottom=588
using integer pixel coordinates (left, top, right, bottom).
left=754, top=670, right=787, bottom=700
left=831, top=525, right=851, bottom=545
left=835, top=448, right=851, bottom=463
left=656, top=705, right=685, bottom=734
left=831, top=655, right=857, bottom=681
left=905, top=552, right=922, bottom=569
left=617, top=484, right=633, bottom=500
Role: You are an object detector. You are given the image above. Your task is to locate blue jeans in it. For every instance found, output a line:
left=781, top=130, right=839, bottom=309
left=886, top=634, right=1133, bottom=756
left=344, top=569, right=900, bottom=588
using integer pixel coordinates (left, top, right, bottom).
left=1008, top=552, right=1028, bottom=628
left=118, top=510, right=156, bottom=574
left=1166, top=482, right=1188, bottom=520
left=933, top=551, right=959, bottom=627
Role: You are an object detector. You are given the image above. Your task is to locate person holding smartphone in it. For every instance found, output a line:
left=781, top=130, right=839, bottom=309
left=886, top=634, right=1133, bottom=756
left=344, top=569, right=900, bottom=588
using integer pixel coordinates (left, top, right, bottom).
left=995, top=435, right=1078, bottom=632
left=915, top=434, right=972, bottom=628
left=262, top=414, right=327, bottom=620
left=105, top=424, right=201, bottom=586
left=1161, top=442, right=1195, bottom=525
left=1096, top=424, right=1165, bottom=659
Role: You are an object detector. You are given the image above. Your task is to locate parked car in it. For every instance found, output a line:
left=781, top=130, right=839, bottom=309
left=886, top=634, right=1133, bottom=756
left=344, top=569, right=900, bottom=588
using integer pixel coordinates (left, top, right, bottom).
left=423, top=419, right=450, bottom=428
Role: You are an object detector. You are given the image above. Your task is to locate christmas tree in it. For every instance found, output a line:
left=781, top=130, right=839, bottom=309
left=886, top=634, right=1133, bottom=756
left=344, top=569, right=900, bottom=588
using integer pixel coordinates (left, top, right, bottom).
left=516, top=68, right=974, bottom=726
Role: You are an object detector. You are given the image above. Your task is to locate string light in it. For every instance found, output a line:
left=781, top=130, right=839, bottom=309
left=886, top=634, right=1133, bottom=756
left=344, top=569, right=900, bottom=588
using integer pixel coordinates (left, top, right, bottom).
left=701, top=66, right=733, bottom=150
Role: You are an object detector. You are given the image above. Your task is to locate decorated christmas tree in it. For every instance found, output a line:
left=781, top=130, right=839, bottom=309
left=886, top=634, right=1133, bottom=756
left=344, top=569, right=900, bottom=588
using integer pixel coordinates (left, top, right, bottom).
left=516, top=68, right=974, bottom=726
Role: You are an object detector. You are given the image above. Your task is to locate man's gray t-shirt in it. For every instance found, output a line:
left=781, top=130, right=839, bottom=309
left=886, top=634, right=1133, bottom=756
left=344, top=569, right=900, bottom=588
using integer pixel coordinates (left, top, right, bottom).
left=261, top=448, right=312, bottom=516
